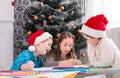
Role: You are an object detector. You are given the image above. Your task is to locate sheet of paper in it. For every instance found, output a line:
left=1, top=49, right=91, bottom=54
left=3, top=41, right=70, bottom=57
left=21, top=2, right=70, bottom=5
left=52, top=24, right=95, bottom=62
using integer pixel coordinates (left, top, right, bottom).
left=33, top=67, right=53, bottom=72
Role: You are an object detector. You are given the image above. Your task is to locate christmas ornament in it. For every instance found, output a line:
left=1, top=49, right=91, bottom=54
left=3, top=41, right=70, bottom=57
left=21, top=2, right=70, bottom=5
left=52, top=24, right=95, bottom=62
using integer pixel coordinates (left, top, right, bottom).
left=77, top=29, right=82, bottom=34
left=27, top=31, right=32, bottom=36
left=59, top=5, right=65, bottom=11
left=34, top=15, right=39, bottom=21
left=81, top=53, right=86, bottom=58
left=48, top=15, right=53, bottom=20
left=11, top=1, right=15, bottom=6
left=56, top=33, right=60, bottom=38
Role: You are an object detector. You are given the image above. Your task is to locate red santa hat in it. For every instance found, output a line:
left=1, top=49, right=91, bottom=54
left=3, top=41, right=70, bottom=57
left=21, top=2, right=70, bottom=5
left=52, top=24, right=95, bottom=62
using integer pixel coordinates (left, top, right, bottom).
left=81, top=14, right=108, bottom=38
left=27, top=30, right=52, bottom=52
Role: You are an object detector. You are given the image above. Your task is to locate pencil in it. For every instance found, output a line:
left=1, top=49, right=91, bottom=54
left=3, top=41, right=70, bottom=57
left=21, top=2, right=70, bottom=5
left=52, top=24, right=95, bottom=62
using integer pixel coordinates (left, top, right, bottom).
left=12, top=71, right=38, bottom=75
left=70, top=52, right=74, bottom=59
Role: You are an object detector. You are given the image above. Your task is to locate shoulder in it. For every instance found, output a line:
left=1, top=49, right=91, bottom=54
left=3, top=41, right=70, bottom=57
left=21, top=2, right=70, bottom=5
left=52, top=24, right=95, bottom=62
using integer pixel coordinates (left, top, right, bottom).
left=18, top=50, right=34, bottom=58
left=100, top=37, right=119, bottom=50
left=46, top=51, right=56, bottom=57
left=13, top=50, right=33, bottom=65
left=100, top=37, right=115, bottom=45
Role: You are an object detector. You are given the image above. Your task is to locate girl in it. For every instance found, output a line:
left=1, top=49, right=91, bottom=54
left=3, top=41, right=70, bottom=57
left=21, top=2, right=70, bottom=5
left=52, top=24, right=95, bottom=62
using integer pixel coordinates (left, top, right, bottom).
left=11, top=30, right=53, bottom=71
left=44, top=31, right=81, bottom=67
left=81, top=14, right=120, bottom=78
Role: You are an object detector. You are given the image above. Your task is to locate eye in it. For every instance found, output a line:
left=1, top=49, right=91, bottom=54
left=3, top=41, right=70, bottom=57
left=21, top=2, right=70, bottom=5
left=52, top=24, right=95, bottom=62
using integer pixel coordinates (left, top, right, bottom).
left=48, top=43, right=51, bottom=46
left=69, top=44, right=72, bottom=47
left=64, top=44, right=67, bottom=46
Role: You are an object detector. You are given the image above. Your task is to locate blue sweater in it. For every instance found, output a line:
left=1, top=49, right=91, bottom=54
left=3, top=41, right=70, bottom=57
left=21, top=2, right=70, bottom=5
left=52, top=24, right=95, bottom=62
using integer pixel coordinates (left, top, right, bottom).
left=11, top=50, right=43, bottom=70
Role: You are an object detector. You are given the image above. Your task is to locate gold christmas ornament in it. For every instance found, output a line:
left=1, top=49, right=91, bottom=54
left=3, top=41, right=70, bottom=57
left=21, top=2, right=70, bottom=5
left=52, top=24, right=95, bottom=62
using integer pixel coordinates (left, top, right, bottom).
left=77, top=29, right=82, bottom=34
left=60, top=5, right=65, bottom=11
left=34, top=15, right=38, bottom=21
left=27, top=31, right=32, bottom=36
left=81, top=53, right=86, bottom=58
left=56, top=33, right=60, bottom=38
left=48, top=15, right=53, bottom=20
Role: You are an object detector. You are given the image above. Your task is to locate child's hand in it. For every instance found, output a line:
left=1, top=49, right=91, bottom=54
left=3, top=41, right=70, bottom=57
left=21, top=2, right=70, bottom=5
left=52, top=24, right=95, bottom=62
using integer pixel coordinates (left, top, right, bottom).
left=66, top=59, right=76, bottom=66
left=74, top=59, right=82, bottom=65
left=86, top=62, right=91, bottom=67
left=66, top=59, right=82, bottom=66
left=21, top=61, right=34, bottom=71
left=59, top=59, right=75, bottom=66
left=59, top=59, right=79, bottom=67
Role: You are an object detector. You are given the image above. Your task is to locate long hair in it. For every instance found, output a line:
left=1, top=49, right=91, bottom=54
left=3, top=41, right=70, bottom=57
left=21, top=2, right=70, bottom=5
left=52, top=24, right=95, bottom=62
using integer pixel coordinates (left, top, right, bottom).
left=53, top=31, right=76, bottom=61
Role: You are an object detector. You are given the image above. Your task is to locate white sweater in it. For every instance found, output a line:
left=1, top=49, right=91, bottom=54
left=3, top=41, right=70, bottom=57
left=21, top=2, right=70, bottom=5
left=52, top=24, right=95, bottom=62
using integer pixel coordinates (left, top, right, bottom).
left=87, top=37, right=120, bottom=78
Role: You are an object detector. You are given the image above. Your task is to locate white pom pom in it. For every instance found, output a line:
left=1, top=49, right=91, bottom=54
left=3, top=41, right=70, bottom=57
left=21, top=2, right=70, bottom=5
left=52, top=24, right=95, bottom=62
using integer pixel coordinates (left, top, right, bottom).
left=28, top=45, right=36, bottom=52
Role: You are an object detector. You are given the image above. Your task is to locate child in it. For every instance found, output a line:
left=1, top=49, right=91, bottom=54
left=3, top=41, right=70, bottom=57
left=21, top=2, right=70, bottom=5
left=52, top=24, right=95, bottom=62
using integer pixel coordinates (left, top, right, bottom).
left=43, top=31, right=81, bottom=67
left=11, top=30, right=53, bottom=71
left=81, top=14, right=120, bottom=78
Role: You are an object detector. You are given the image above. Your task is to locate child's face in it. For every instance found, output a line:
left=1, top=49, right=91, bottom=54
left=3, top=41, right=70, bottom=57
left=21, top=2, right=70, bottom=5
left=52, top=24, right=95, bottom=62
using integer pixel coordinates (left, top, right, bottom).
left=83, top=34, right=99, bottom=47
left=36, top=38, right=53, bottom=56
left=59, top=37, right=74, bottom=56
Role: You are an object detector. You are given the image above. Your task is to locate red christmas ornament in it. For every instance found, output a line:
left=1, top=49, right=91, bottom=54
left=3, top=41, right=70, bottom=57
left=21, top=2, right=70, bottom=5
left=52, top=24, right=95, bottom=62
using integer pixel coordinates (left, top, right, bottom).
left=11, top=1, right=15, bottom=6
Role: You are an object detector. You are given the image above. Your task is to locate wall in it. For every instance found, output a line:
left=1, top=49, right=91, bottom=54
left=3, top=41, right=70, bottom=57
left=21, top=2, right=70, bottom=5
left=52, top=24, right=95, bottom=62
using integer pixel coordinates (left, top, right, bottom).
left=0, top=0, right=14, bottom=20
left=0, top=0, right=14, bottom=70
left=0, top=21, right=14, bottom=70
left=107, top=27, right=120, bottom=49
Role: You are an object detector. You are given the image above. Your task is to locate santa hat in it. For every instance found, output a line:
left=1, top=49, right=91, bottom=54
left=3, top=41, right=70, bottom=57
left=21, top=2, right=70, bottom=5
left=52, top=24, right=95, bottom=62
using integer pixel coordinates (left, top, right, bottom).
left=81, top=14, right=108, bottom=38
left=27, top=30, right=52, bottom=52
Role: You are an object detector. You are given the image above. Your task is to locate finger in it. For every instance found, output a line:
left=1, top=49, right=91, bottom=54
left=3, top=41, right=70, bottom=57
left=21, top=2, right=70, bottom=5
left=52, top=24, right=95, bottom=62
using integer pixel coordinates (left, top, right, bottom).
left=27, top=61, right=34, bottom=64
left=27, top=61, right=34, bottom=66
left=74, top=60, right=81, bottom=65
left=23, top=65, right=34, bottom=71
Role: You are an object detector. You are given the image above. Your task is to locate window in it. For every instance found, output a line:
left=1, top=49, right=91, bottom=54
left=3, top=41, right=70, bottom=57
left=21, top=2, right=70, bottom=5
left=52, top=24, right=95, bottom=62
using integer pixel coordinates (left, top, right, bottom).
left=85, top=0, right=120, bottom=28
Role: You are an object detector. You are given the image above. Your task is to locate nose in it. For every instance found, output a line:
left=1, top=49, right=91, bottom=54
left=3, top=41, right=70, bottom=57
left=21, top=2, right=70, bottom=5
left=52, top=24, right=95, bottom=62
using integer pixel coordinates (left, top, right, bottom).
left=47, top=46, right=51, bottom=52
left=66, top=46, right=71, bottom=51
left=49, top=47, right=51, bottom=51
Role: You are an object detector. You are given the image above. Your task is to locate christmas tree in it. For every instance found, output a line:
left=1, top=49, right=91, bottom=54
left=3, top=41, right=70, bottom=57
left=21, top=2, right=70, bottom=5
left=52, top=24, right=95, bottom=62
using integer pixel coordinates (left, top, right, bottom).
left=24, top=0, right=87, bottom=52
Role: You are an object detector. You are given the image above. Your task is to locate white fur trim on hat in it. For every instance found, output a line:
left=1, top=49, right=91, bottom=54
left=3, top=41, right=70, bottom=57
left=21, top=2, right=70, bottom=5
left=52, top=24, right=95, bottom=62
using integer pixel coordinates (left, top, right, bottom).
left=28, top=45, right=36, bottom=52
left=34, top=32, right=52, bottom=45
left=81, top=25, right=106, bottom=38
